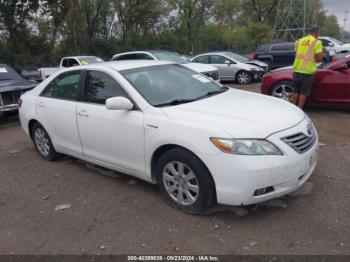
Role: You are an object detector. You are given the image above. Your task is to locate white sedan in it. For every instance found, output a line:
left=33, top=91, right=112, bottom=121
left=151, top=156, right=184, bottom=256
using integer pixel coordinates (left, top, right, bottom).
left=19, top=60, right=318, bottom=214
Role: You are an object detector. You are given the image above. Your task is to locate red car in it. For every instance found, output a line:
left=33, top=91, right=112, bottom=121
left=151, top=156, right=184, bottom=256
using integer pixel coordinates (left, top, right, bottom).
left=261, top=55, right=350, bottom=107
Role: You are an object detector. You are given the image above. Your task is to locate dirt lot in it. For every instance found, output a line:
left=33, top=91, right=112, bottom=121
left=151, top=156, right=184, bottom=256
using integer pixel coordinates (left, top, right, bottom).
left=0, top=83, right=350, bottom=255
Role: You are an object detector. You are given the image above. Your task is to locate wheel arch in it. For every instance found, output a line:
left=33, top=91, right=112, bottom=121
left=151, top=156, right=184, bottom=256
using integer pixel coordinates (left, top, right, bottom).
left=150, top=144, right=217, bottom=203
left=28, top=119, right=41, bottom=139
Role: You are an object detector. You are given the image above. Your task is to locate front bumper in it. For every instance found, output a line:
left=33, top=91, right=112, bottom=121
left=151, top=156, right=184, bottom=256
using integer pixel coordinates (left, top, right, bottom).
left=199, top=119, right=318, bottom=206
left=253, top=70, right=266, bottom=81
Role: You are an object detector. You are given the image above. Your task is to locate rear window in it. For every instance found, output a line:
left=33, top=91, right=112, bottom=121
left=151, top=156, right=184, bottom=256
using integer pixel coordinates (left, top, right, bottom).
left=271, top=43, right=295, bottom=52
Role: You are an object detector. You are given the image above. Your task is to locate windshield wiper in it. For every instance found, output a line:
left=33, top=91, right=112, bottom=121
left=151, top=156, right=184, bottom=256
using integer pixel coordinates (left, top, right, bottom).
left=195, top=88, right=228, bottom=99
left=155, top=89, right=227, bottom=107
left=155, top=98, right=196, bottom=107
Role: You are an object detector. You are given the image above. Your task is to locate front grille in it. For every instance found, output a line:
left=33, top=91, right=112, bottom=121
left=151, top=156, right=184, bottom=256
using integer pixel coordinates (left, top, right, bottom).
left=203, top=71, right=219, bottom=80
left=0, top=91, right=23, bottom=106
left=281, top=128, right=316, bottom=154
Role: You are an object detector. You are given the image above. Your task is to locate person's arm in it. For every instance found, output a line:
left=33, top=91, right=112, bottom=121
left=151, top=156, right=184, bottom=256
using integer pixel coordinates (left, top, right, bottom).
left=314, top=40, right=323, bottom=62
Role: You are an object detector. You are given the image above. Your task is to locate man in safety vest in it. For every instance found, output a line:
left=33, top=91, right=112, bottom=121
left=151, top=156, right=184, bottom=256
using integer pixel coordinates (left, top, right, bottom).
left=292, top=26, right=323, bottom=109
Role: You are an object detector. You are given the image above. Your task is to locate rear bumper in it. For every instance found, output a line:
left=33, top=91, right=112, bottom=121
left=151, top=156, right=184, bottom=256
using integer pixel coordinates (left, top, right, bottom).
left=0, top=104, right=19, bottom=112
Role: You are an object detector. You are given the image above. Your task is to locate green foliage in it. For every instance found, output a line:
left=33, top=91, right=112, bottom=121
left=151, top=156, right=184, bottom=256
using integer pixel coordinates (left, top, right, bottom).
left=0, top=0, right=344, bottom=66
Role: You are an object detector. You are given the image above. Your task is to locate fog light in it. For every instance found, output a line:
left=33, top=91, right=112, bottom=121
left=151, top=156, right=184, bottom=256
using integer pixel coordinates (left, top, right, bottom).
left=253, top=186, right=274, bottom=196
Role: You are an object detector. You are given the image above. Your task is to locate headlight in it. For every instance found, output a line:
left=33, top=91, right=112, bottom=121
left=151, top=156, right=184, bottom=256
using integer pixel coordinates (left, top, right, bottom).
left=210, top=138, right=282, bottom=155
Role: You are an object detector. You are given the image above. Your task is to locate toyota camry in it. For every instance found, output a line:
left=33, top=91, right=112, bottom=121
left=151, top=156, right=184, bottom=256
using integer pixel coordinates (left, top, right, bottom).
left=19, top=60, right=318, bottom=214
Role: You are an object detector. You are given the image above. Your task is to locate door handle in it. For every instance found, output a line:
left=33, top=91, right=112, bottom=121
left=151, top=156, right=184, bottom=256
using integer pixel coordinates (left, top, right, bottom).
left=77, top=110, right=89, bottom=117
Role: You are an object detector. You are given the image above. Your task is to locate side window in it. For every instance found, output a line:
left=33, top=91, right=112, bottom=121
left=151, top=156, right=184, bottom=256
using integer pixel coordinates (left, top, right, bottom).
left=136, top=53, right=154, bottom=60
left=210, top=55, right=227, bottom=64
left=62, top=59, right=80, bottom=67
left=193, top=56, right=209, bottom=64
left=41, top=71, right=81, bottom=100
left=114, top=54, right=143, bottom=61
left=83, top=70, right=128, bottom=104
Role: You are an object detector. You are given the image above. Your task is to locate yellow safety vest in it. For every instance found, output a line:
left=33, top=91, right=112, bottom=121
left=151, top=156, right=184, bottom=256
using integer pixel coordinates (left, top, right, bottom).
left=293, top=35, right=322, bottom=74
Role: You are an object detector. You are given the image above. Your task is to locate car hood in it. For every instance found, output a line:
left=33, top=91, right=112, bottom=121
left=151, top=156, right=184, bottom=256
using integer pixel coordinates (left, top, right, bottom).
left=246, top=60, right=268, bottom=68
left=271, top=66, right=293, bottom=72
left=183, top=63, right=218, bottom=73
left=0, top=79, right=37, bottom=92
left=161, top=89, right=305, bottom=138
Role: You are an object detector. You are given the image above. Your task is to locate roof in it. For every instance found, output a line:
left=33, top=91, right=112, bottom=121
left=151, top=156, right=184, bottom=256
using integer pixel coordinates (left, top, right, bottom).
left=62, top=60, right=174, bottom=72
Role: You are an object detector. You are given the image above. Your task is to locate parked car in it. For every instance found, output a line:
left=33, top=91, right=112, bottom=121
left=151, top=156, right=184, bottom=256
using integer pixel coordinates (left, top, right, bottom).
left=19, top=60, right=318, bottom=214
left=319, top=36, right=350, bottom=53
left=253, top=42, right=296, bottom=69
left=253, top=42, right=340, bottom=69
left=192, top=52, right=267, bottom=84
left=18, top=68, right=41, bottom=82
left=0, top=64, right=37, bottom=116
left=38, top=56, right=104, bottom=81
left=261, top=54, right=350, bottom=107
left=112, top=50, right=219, bottom=81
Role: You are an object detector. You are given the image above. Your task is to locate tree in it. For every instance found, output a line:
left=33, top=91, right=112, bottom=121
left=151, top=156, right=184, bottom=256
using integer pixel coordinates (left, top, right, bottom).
left=169, top=0, right=214, bottom=54
left=0, top=0, right=39, bottom=51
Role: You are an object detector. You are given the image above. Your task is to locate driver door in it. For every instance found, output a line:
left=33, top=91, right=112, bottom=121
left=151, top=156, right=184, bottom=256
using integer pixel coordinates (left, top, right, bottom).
left=76, top=69, right=145, bottom=175
left=312, top=63, right=350, bottom=104
left=210, top=55, right=235, bottom=80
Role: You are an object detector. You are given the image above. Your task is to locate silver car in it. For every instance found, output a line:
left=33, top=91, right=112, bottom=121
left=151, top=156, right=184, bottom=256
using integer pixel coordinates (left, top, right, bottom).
left=192, top=52, right=268, bottom=84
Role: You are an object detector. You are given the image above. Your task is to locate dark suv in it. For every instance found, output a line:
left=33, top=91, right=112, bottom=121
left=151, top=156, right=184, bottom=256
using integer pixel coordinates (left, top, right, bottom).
left=253, top=42, right=295, bottom=69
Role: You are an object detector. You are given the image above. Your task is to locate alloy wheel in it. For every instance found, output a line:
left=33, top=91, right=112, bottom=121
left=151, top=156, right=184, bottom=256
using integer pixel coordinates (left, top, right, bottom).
left=162, top=161, right=199, bottom=206
left=272, top=83, right=295, bottom=101
left=237, top=71, right=252, bottom=84
left=34, top=128, right=51, bottom=157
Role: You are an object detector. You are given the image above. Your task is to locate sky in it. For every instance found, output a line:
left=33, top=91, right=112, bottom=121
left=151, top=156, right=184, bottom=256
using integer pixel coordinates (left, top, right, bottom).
left=322, top=0, right=350, bottom=31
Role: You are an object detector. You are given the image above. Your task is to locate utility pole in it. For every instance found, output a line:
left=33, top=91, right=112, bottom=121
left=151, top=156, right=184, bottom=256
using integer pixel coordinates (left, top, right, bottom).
left=344, top=10, right=349, bottom=41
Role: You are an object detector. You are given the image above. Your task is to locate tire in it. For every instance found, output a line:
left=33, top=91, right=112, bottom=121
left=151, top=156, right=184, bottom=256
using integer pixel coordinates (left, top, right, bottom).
left=236, top=70, right=253, bottom=84
left=270, top=81, right=295, bottom=101
left=155, top=148, right=215, bottom=214
left=31, top=122, right=58, bottom=161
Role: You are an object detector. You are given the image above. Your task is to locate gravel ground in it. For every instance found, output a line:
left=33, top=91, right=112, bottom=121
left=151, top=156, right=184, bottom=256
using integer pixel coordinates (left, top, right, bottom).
left=0, top=83, right=349, bottom=255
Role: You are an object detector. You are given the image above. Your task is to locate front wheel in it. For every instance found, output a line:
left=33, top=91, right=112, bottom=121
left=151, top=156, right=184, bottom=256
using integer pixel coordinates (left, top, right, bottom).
left=31, top=123, right=58, bottom=161
left=155, top=148, right=215, bottom=214
left=270, top=81, right=295, bottom=101
left=236, top=71, right=253, bottom=84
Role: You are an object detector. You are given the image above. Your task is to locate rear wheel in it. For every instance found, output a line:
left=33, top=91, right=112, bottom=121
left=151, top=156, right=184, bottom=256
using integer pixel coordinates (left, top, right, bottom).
left=31, top=123, right=58, bottom=161
left=270, top=81, right=295, bottom=101
left=236, top=70, right=253, bottom=84
left=155, top=148, right=215, bottom=214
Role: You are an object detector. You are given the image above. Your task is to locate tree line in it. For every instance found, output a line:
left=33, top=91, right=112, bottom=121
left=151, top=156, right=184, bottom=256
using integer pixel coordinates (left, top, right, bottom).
left=0, top=0, right=346, bottom=67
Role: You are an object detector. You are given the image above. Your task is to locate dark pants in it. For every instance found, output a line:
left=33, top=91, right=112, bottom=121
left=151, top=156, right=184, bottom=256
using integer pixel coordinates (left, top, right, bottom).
left=293, top=72, right=315, bottom=96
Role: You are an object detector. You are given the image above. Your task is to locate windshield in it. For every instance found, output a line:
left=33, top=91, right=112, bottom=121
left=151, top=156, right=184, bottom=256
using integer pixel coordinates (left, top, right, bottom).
left=329, top=37, right=344, bottom=46
left=121, top=64, right=227, bottom=107
left=151, top=51, right=189, bottom=64
left=77, top=56, right=104, bottom=65
left=225, top=52, right=250, bottom=62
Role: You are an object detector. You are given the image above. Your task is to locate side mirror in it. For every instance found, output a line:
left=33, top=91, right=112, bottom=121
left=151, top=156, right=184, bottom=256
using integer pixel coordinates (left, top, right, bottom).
left=225, top=60, right=231, bottom=65
left=105, top=97, right=134, bottom=110
left=329, top=42, right=334, bottom=47
left=335, top=64, right=348, bottom=72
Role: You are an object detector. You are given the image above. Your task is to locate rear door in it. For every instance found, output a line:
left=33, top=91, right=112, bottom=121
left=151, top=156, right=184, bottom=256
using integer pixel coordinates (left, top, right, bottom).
left=36, top=70, right=83, bottom=154
left=76, top=69, right=145, bottom=174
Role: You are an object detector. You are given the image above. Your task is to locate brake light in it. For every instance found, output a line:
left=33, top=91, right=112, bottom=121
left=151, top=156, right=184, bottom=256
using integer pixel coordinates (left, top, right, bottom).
left=251, top=51, right=257, bottom=59
left=18, top=98, right=22, bottom=108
